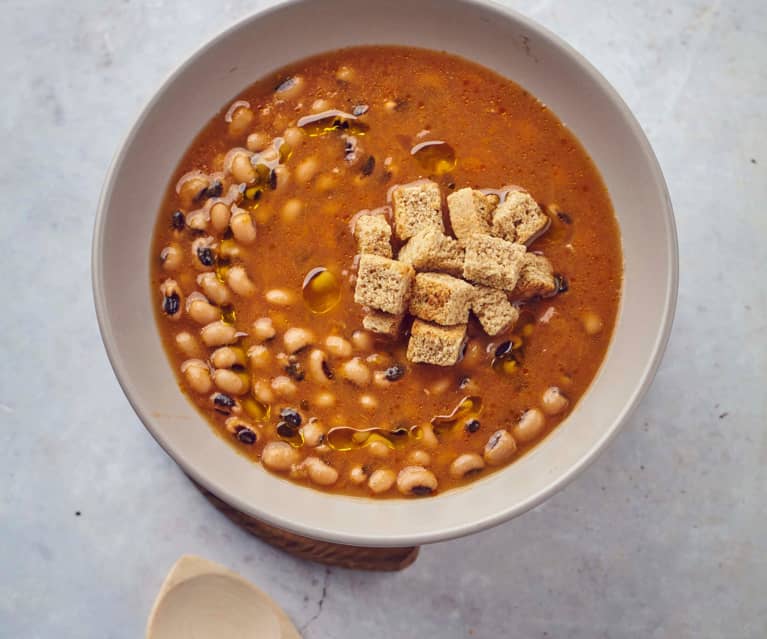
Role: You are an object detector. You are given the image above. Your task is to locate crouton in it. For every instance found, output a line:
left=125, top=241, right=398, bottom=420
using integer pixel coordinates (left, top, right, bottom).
left=514, top=253, right=557, bottom=298
left=362, top=311, right=403, bottom=337
left=391, top=180, right=444, bottom=240
left=354, top=254, right=415, bottom=315
left=491, top=190, right=549, bottom=245
left=471, top=285, right=520, bottom=336
left=409, top=272, right=474, bottom=325
left=406, top=320, right=467, bottom=366
left=397, top=228, right=465, bottom=276
left=463, top=235, right=527, bottom=291
left=446, top=187, right=499, bottom=240
left=354, top=214, right=392, bottom=257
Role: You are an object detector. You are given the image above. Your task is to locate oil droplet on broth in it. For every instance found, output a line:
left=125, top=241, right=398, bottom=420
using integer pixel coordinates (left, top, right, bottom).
left=302, top=267, right=341, bottom=314
left=431, top=396, right=483, bottom=433
left=411, top=140, right=456, bottom=175
left=326, top=426, right=413, bottom=451
left=242, top=398, right=270, bottom=420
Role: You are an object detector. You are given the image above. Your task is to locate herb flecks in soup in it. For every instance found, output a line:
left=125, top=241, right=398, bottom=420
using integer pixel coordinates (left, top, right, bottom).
left=151, top=46, right=622, bottom=498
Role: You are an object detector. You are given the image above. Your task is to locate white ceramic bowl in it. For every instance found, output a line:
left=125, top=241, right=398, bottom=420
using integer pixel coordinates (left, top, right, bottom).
left=93, top=0, right=677, bottom=547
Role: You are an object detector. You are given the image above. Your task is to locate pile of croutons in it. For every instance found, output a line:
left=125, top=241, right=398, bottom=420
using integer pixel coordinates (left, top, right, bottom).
left=352, top=180, right=557, bottom=366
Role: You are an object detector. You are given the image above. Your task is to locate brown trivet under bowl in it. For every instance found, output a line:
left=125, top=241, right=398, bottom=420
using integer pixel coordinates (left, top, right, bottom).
left=192, top=480, right=419, bottom=571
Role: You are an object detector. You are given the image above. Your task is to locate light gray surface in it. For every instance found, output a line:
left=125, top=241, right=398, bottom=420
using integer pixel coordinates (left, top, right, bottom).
left=1, top=0, right=764, bottom=637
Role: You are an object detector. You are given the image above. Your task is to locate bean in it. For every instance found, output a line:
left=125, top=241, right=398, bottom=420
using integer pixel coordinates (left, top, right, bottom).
left=197, top=272, right=232, bottom=306
left=283, top=126, right=304, bottom=147
left=373, top=371, right=393, bottom=388
left=210, top=346, right=246, bottom=369
left=325, top=335, right=353, bottom=358
left=406, top=450, right=431, bottom=466
left=265, top=288, right=295, bottom=306
left=359, top=394, right=377, bottom=410
left=351, top=330, right=373, bottom=352
left=258, top=146, right=280, bottom=164
left=212, top=368, right=248, bottom=395
left=200, top=320, right=238, bottom=347
left=160, top=244, right=182, bottom=271
left=284, top=327, right=314, bottom=354
left=542, top=386, right=569, bottom=416
left=271, top=375, right=297, bottom=398
left=368, top=469, right=396, bottom=494
left=310, top=98, right=331, bottom=112
left=295, top=157, right=319, bottom=183
left=449, top=453, right=485, bottom=479
left=397, top=466, right=438, bottom=496
left=307, top=349, right=332, bottom=384
left=314, top=391, right=336, bottom=408
left=210, top=392, right=241, bottom=415
left=315, top=173, right=336, bottom=193
left=186, top=292, right=220, bottom=325
left=511, top=408, right=546, bottom=443
left=226, top=265, right=256, bottom=297
left=281, top=198, right=303, bottom=222
left=175, top=331, right=200, bottom=357
left=418, top=423, right=439, bottom=449
left=303, top=457, right=338, bottom=486
left=160, top=279, right=183, bottom=320
left=252, top=378, right=275, bottom=404
left=272, top=165, right=290, bottom=192
left=178, top=175, right=208, bottom=207
left=582, top=311, right=604, bottom=335
left=251, top=317, right=276, bottom=342
left=247, top=345, right=271, bottom=369
left=180, top=359, right=212, bottom=394
left=191, top=236, right=217, bottom=270
left=339, top=357, right=371, bottom=387
left=483, top=430, right=517, bottom=466
left=261, top=441, right=300, bottom=472
left=300, top=419, right=326, bottom=447
left=230, top=209, right=257, bottom=244
left=185, top=209, right=210, bottom=232
left=210, top=202, right=231, bottom=233
left=335, top=65, right=355, bottom=82
left=231, top=152, right=257, bottom=184
left=274, top=75, right=305, bottom=99
left=246, top=131, right=270, bottom=152
left=349, top=465, right=367, bottom=485
left=428, top=378, right=450, bottom=395
left=228, top=106, right=254, bottom=138
left=367, top=440, right=391, bottom=459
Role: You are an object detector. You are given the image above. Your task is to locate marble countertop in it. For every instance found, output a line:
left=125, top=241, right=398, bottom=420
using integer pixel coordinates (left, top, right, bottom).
left=2, top=1, right=765, bottom=637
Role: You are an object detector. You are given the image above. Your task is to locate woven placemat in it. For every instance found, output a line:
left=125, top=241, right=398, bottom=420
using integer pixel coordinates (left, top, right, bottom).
left=192, top=480, right=419, bottom=571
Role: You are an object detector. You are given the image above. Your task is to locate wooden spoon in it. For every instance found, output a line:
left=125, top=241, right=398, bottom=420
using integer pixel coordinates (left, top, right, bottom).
left=146, top=555, right=301, bottom=639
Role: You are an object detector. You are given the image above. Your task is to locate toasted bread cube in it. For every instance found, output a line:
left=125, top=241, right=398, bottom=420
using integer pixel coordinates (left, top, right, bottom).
left=447, top=187, right=499, bottom=240
left=397, top=228, right=465, bottom=276
left=491, top=190, right=549, bottom=245
left=409, top=272, right=474, bottom=325
left=391, top=181, right=444, bottom=240
left=354, top=214, right=392, bottom=257
left=362, top=311, right=403, bottom=337
left=471, top=285, right=520, bottom=336
left=463, top=235, right=527, bottom=291
left=514, top=253, right=557, bottom=298
left=406, top=320, right=467, bottom=366
left=354, top=254, right=415, bottom=315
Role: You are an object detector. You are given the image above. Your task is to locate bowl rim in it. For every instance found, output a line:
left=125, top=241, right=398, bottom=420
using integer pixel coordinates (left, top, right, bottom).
left=92, top=0, right=678, bottom=546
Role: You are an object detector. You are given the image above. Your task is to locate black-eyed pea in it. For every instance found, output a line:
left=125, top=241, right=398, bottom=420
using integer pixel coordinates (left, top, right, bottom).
left=247, top=345, right=271, bottom=369
left=483, top=430, right=517, bottom=466
left=231, top=152, right=257, bottom=183
left=265, top=288, right=295, bottom=306
left=258, top=145, right=280, bottom=164
left=261, top=441, right=300, bottom=472
left=283, top=126, right=304, bottom=147
left=449, top=453, right=485, bottom=479
left=367, top=440, right=391, bottom=459
left=212, top=368, right=248, bottom=395
left=582, top=311, right=604, bottom=335
left=373, top=371, right=393, bottom=388
left=418, top=423, right=439, bottom=449
left=186, top=292, right=221, bottom=325
left=210, top=201, right=231, bottom=233
left=339, top=357, right=371, bottom=386
left=160, top=244, right=182, bottom=271
left=308, top=349, right=332, bottom=384
left=283, top=327, right=314, bottom=354
left=281, top=198, right=303, bottom=222
left=542, top=386, right=569, bottom=416
left=359, top=394, right=377, bottom=410
left=177, top=173, right=209, bottom=208
left=511, top=408, right=546, bottom=443
left=368, top=469, right=396, bottom=494
left=365, top=353, right=387, bottom=366
left=335, top=65, right=355, bottom=82
left=325, top=335, right=353, bottom=358
left=175, top=331, right=201, bottom=357
left=351, top=330, right=373, bottom=352
left=185, top=209, right=210, bottom=232
left=191, top=236, right=217, bottom=271
left=197, top=272, right=232, bottom=306
left=406, top=450, right=431, bottom=466
left=295, top=157, right=319, bottom=183
left=210, top=392, right=241, bottom=416
left=315, top=173, right=336, bottom=193
left=227, top=104, right=254, bottom=138
left=275, top=75, right=305, bottom=99
left=300, top=419, right=326, bottom=447
left=246, top=131, right=270, bottom=152
left=310, top=98, right=332, bottom=112
left=160, top=279, right=183, bottom=320
left=397, top=466, right=438, bottom=496
left=230, top=208, right=257, bottom=244
left=226, top=265, right=257, bottom=297
left=224, top=417, right=259, bottom=445
left=253, top=378, right=275, bottom=404
left=303, top=457, right=338, bottom=486
left=427, top=378, right=450, bottom=395
left=180, top=359, right=212, bottom=394
left=314, top=391, right=336, bottom=408
left=210, top=346, right=246, bottom=369
left=271, top=375, right=297, bottom=398
left=349, top=465, right=367, bottom=485
left=272, top=165, right=290, bottom=192
left=200, top=320, right=238, bottom=347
